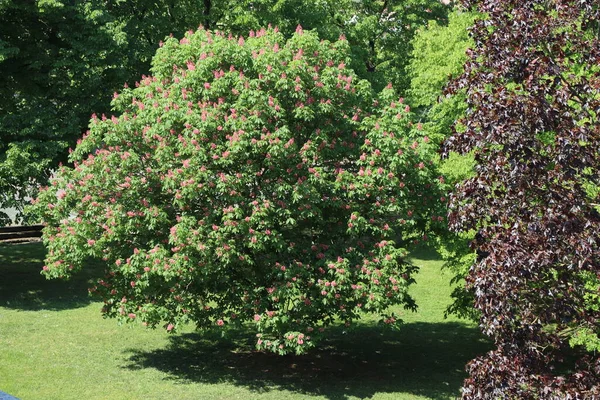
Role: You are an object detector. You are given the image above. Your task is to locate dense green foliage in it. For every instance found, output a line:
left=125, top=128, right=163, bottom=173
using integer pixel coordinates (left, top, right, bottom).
left=6, top=0, right=482, bottom=359
left=1, top=0, right=452, bottom=223
left=406, top=9, right=479, bottom=320
left=0, top=0, right=206, bottom=224
left=30, top=27, right=446, bottom=354
left=408, top=10, right=476, bottom=145
left=408, top=10, right=474, bottom=110
left=205, top=0, right=451, bottom=92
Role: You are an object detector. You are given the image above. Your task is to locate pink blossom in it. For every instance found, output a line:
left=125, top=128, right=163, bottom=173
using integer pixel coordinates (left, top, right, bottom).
left=216, top=319, right=224, bottom=326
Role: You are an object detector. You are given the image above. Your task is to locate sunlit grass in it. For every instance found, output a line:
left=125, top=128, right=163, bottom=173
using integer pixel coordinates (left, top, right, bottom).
left=0, top=242, right=489, bottom=400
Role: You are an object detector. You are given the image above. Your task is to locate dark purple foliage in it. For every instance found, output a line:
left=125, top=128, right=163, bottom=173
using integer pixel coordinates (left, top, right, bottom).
left=446, top=0, right=600, bottom=398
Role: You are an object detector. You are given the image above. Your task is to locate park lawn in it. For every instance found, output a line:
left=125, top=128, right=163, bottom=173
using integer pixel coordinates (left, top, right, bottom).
left=0, top=242, right=490, bottom=400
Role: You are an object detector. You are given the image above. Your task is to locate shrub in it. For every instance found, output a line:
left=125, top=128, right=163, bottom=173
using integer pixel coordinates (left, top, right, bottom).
left=30, top=26, right=445, bottom=354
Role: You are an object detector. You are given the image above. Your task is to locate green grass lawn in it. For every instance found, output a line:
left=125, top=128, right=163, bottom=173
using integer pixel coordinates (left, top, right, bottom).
left=0, top=242, right=490, bottom=400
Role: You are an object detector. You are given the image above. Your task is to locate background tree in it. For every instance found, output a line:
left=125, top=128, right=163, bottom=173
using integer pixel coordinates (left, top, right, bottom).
left=30, top=27, right=446, bottom=355
left=406, top=8, right=479, bottom=320
left=407, top=9, right=476, bottom=143
left=446, top=0, right=600, bottom=397
left=206, top=0, right=452, bottom=92
left=0, top=0, right=205, bottom=224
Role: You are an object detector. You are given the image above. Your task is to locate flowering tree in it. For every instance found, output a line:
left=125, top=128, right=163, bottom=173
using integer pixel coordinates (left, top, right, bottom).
left=30, top=27, right=445, bottom=354
left=1, top=0, right=451, bottom=223
left=446, top=0, right=600, bottom=397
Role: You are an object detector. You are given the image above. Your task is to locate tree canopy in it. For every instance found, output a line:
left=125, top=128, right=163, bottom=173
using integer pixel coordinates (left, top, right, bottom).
left=446, top=0, right=600, bottom=397
left=0, top=0, right=451, bottom=224
left=31, top=26, right=446, bottom=354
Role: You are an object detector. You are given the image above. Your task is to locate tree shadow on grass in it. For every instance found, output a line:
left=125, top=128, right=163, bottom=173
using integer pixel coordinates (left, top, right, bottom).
left=408, top=243, right=444, bottom=262
left=0, top=242, right=103, bottom=311
left=123, top=321, right=491, bottom=399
